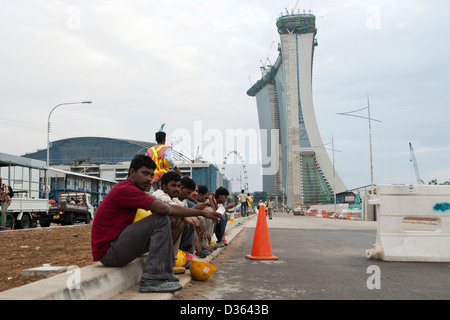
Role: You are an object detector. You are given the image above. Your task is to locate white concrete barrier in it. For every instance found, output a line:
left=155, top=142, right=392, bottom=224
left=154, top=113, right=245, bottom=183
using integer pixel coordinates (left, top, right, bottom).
left=366, top=184, right=450, bottom=262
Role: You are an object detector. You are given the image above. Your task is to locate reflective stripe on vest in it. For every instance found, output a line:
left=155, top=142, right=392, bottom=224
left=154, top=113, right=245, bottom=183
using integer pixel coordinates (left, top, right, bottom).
left=147, top=145, right=170, bottom=180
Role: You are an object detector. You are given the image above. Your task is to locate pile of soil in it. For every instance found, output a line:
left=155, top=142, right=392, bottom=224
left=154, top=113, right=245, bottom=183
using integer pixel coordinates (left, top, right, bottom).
left=0, top=225, right=93, bottom=292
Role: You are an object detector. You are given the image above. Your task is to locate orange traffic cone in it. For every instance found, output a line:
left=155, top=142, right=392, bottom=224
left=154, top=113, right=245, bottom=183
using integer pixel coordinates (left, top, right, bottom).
left=346, top=212, right=350, bottom=220
left=246, top=205, right=278, bottom=260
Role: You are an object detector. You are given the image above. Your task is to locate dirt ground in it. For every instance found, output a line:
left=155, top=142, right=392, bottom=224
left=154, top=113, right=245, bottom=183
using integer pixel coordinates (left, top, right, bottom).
left=0, top=224, right=93, bottom=292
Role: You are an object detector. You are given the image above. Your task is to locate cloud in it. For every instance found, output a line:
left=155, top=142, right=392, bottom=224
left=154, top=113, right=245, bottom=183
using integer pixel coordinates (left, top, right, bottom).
left=1, top=0, right=449, bottom=192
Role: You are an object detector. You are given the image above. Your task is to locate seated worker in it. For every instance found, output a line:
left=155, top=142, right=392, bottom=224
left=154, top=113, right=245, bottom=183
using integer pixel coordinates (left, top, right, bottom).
left=186, top=185, right=198, bottom=208
left=184, top=184, right=215, bottom=258
left=184, top=185, right=201, bottom=256
left=91, top=154, right=221, bottom=293
left=178, top=178, right=210, bottom=258
left=152, top=172, right=210, bottom=264
left=196, top=185, right=217, bottom=257
left=213, top=187, right=235, bottom=247
left=147, top=131, right=181, bottom=191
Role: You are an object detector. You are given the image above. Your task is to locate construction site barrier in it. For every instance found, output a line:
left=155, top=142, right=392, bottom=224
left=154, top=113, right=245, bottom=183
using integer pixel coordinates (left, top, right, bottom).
left=366, top=184, right=450, bottom=262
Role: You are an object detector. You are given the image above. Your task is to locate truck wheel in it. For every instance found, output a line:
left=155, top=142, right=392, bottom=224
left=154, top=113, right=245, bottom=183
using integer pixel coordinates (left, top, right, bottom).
left=40, top=221, right=51, bottom=228
left=19, top=214, right=31, bottom=229
left=85, top=214, right=91, bottom=224
left=65, top=212, right=76, bottom=225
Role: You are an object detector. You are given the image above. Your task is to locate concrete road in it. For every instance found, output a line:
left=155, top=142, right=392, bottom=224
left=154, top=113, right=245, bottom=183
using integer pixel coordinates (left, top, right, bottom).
left=175, top=211, right=450, bottom=300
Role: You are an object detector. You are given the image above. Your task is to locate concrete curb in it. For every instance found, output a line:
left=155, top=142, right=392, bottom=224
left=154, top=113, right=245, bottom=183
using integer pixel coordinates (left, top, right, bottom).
left=0, top=214, right=255, bottom=300
left=0, top=256, right=146, bottom=300
left=112, top=214, right=256, bottom=300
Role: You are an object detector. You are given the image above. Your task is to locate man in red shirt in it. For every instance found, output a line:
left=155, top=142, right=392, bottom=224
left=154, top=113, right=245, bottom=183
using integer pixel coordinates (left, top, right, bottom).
left=91, top=154, right=222, bottom=293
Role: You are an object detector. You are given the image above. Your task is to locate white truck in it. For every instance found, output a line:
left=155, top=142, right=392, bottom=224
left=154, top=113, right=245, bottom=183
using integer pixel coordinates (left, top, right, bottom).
left=7, top=197, right=49, bottom=229
left=40, top=192, right=95, bottom=227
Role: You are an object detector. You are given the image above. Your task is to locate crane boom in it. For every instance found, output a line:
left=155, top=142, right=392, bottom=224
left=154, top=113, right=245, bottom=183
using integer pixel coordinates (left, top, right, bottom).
left=409, top=142, right=424, bottom=184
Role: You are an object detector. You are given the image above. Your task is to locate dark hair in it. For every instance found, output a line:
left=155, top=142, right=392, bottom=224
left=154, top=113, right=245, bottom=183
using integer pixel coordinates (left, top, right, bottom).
left=215, top=186, right=229, bottom=198
left=155, top=131, right=166, bottom=144
left=198, top=185, right=209, bottom=195
left=128, top=154, right=156, bottom=176
left=180, top=176, right=196, bottom=191
left=160, top=171, right=181, bottom=186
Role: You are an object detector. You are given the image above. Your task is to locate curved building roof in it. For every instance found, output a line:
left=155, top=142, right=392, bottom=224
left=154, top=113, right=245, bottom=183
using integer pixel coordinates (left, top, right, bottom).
left=276, top=13, right=317, bottom=35
left=23, top=137, right=192, bottom=165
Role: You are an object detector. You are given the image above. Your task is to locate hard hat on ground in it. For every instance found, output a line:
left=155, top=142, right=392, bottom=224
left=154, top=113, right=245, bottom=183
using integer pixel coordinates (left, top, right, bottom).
left=189, top=260, right=216, bottom=281
left=176, top=250, right=187, bottom=267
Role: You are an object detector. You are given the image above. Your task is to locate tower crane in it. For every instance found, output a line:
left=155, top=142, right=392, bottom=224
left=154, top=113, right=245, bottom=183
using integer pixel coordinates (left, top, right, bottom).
left=409, top=142, right=424, bottom=184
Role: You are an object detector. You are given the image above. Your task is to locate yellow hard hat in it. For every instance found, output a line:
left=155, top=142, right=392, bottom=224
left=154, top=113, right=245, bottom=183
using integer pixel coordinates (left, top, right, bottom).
left=176, top=250, right=187, bottom=267
left=189, top=260, right=216, bottom=281
left=161, top=157, right=170, bottom=169
left=133, top=208, right=152, bottom=223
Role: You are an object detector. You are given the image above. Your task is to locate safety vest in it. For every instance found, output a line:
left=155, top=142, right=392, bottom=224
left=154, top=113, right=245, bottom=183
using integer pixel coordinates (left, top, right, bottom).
left=0, top=184, right=11, bottom=205
left=147, top=144, right=170, bottom=182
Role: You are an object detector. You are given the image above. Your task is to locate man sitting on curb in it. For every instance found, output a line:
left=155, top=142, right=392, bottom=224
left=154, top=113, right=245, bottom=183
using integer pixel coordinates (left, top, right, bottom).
left=185, top=184, right=215, bottom=258
left=213, top=186, right=235, bottom=248
left=152, top=173, right=210, bottom=265
left=196, top=185, right=218, bottom=256
left=91, top=154, right=222, bottom=293
left=183, top=184, right=204, bottom=259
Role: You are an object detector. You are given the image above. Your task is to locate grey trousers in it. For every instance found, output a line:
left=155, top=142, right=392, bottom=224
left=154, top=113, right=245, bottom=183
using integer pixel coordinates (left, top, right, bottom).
left=1, top=203, right=9, bottom=229
left=100, top=214, right=174, bottom=280
left=179, top=223, right=195, bottom=254
left=198, top=216, right=215, bottom=248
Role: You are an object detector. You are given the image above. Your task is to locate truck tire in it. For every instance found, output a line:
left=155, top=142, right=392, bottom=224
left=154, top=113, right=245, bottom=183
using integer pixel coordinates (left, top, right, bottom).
left=19, top=214, right=31, bottom=229
left=65, top=212, right=76, bottom=225
left=85, top=213, right=91, bottom=224
left=40, top=220, right=51, bottom=228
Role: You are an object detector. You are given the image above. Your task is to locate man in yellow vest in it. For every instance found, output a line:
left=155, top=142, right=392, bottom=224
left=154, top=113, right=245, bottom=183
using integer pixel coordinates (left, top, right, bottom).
left=246, top=193, right=253, bottom=213
left=147, top=131, right=181, bottom=191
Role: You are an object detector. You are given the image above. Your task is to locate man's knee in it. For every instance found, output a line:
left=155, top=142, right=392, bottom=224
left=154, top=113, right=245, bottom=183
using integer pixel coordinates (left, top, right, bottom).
left=138, top=213, right=171, bottom=233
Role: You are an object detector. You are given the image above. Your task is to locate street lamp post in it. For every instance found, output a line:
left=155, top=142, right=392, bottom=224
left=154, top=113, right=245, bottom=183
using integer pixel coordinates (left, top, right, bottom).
left=332, top=136, right=336, bottom=215
left=337, top=95, right=381, bottom=198
left=45, top=101, right=92, bottom=198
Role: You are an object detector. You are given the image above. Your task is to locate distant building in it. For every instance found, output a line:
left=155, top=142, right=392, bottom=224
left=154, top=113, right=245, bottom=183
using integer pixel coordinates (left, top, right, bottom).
left=0, top=152, right=47, bottom=199
left=46, top=167, right=116, bottom=206
left=23, top=137, right=231, bottom=198
left=0, top=152, right=116, bottom=205
left=247, top=12, right=346, bottom=207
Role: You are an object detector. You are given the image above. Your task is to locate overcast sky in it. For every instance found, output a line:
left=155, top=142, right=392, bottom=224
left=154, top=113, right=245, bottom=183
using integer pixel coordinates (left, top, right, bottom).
left=1, top=0, right=449, bottom=192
